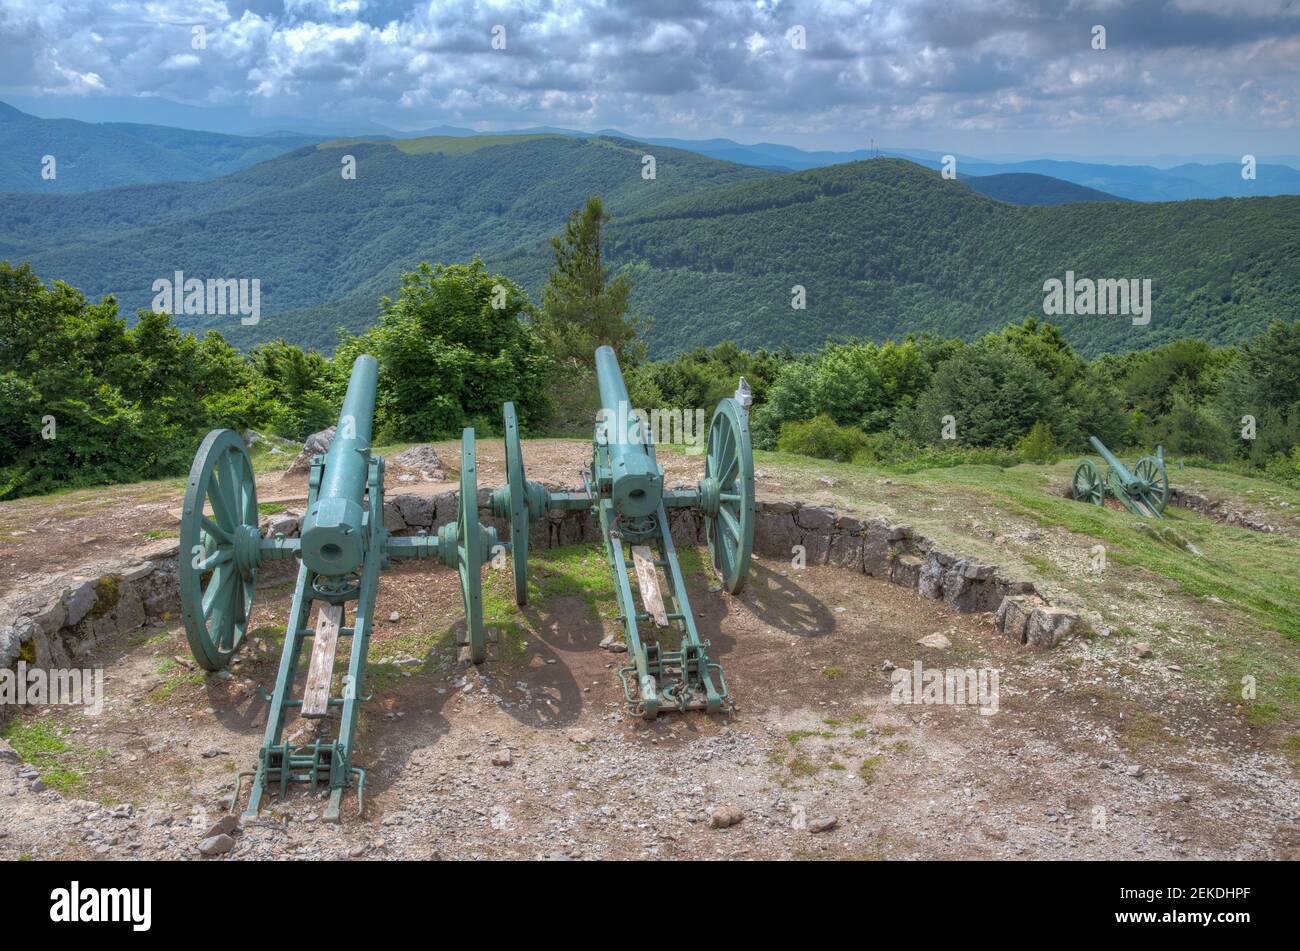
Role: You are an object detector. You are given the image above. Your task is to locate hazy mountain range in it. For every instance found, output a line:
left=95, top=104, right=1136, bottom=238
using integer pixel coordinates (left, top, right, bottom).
left=3, top=129, right=1294, bottom=360
left=5, top=102, right=1300, bottom=202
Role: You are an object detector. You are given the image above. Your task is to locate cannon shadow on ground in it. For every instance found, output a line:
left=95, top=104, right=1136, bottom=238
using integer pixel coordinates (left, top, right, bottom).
left=729, top=561, right=836, bottom=640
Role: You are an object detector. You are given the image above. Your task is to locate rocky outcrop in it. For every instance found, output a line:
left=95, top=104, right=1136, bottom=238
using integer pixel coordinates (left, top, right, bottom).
left=289, top=427, right=335, bottom=473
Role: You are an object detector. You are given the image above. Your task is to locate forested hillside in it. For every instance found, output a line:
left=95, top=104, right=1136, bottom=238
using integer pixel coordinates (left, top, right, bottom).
left=2, top=139, right=1297, bottom=359
left=600, top=160, right=1300, bottom=357
left=0, top=134, right=769, bottom=350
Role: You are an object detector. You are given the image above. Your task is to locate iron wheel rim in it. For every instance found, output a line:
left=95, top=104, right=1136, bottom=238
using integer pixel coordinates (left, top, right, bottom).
left=704, top=399, right=755, bottom=594
left=1072, top=459, right=1105, bottom=506
left=1134, top=456, right=1170, bottom=512
left=502, top=402, right=530, bottom=606
left=179, top=429, right=258, bottom=670
left=458, top=428, right=486, bottom=664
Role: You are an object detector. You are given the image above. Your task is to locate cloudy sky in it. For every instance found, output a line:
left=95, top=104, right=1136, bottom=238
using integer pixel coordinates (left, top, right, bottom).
left=1, top=0, right=1298, bottom=156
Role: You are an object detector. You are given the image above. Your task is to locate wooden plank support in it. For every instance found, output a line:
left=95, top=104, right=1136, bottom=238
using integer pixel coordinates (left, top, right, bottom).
left=302, top=603, right=344, bottom=718
left=631, top=544, right=669, bottom=628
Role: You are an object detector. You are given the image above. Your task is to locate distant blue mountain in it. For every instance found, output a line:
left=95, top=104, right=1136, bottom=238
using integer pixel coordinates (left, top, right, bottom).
left=0, top=102, right=320, bottom=193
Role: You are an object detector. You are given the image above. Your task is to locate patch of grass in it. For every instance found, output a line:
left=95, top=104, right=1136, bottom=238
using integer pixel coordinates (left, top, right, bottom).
left=1281, top=735, right=1300, bottom=767
left=144, top=529, right=170, bottom=540
left=787, top=754, right=819, bottom=777
left=1, top=718, right=85, bottom=794
left=528, top=545, right=616, bottom=618
left=257, top=502, right=287, bottom=515
left=822, top=666, right=845, bottom=680
left=786, top=729, right=833, bottom=745
left=858, top=755, right=883, bottom=782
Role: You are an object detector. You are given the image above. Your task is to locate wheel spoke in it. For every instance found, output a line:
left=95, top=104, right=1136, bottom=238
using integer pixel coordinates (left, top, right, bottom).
left=198, top=548, right=232, bottom=572
left=718, top=452, right=739, bottom=486
left=202, top=565, right=236, bottom=616
left=719, top=505, right=742, bottom=546
left=216, top=453, right=242, bottom=526
left=206, top=473, right=236, bottom=532
left=202, top=516, right=232, bottom=545
left=221, top=581, right=243, bottom=650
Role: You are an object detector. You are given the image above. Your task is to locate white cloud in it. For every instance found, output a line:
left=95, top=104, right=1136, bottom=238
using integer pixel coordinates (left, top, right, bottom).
left=0, top=0, right=1294, bottom=151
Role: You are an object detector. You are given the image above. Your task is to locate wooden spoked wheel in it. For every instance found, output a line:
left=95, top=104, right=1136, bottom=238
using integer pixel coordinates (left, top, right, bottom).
left=1072, top=459, right=1106, bottom=506
left=701, top=399, right=755, bottom=594
left=179, top=429, right=260, bottom=670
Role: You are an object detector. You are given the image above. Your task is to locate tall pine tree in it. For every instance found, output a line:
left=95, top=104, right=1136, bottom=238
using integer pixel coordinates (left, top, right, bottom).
left=536, top=197, right=643, bottom=366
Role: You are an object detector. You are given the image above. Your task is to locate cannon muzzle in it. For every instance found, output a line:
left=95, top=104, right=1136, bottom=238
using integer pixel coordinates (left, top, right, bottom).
left=301, top=355, right=379, bottom=575
left=594, top=346, right=661, bottom=518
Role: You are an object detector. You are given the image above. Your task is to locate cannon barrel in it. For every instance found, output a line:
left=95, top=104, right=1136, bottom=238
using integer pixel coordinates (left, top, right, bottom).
left=595, top=345, right=662, bottom=518
left=1088, top=436, right=1135, bottom=487
left=300, top=355, right=378, bottom=576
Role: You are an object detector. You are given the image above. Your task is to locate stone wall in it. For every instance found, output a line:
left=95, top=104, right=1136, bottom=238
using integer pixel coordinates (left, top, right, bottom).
left=1167, top=487, right=1279, bottom=533
left=2, top=492, right=1083, bottom=709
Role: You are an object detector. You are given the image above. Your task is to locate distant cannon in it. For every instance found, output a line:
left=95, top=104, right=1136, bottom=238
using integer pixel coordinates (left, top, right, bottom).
left=491, top=346, right=755, bottom=716
left=1072, top=437, right=1170, bottom=518
left=178, top=355, right=497, bottom=820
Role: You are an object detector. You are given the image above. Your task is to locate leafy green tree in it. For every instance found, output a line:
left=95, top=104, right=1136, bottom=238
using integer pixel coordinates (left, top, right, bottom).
left=247, top=341, right=337, bottom=439
left=896, top=342, right=1059, bottom=449
left=535, top=196, right=643, bottom=366
left=0, top=263, right=258, bottom=497
left=341, top=259, right=552, bottom=440
left=1150, top=388, right=1235, bottom=459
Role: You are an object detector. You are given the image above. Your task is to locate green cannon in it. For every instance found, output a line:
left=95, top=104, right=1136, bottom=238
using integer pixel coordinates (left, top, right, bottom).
left=490, top=346, right=755, bottom=717
left=178, top=354, right=498, bottom=820
left=1072, top=437, right=1170, bottom=517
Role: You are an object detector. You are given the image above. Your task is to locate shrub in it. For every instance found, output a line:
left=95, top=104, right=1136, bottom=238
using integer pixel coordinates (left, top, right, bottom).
left=1016, top=421, right=1059, bottom=463
left=777, top=414, right=869, bottom=462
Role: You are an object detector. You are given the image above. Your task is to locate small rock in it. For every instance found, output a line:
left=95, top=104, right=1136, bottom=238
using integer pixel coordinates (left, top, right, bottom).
left=598, top=633, right=627, bottom=653
left=348, top=843, right=368, bottom=858
left=29, top=779, right=47, bottom=793
left=808, top=816, right=839, bottom=833
left=710, top=805, right=744, bottom=829
left=198, top=833, right=235, bottom=856
left=881, top=660, right=896, bottom=672
left=388, top=611, right=401, bottom=623
left=201, top=746, right=227, bottom=759
left=1134, top=643, right=1153, bottom=658
left=491, top=749, right=512, bottom=767
left=1126, top=764, right=1146, bottom=778
left=203, top=815, right=241, bottom=838
left=0, top=737, right=19, bottom=763
left=916, top=633, right=951, bottom=650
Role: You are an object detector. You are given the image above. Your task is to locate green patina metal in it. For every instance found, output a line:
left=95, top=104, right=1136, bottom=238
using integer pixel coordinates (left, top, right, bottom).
left=178, top=355, right=496, bottom=820
left=491, top=346, right=755, bottom=717
left=1072, top=437, right=1171, bottom=518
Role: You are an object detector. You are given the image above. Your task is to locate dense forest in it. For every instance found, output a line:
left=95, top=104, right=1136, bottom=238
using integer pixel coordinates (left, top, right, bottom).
left=3, top=242, right=1298, bottom=500
left=3, top=134, right=1296, bottom=359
